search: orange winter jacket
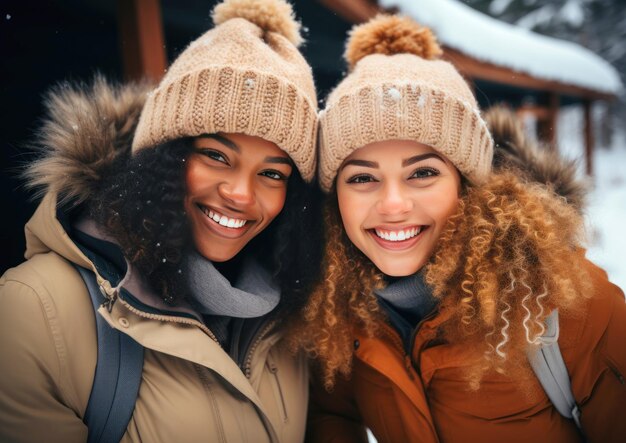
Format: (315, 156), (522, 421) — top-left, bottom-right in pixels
(306, 258), (626, 443)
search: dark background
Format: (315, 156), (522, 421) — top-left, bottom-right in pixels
(0, 0), (352, 274)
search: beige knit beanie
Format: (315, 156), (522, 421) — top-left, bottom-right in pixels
(132, 0), (317, 181)
(318, 15), (493, 191)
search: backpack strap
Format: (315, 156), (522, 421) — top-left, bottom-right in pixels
(75, 265), (145, 443)
(528, 310), (582, 430)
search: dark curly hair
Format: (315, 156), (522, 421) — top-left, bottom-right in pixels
(88, 137), (323, 316)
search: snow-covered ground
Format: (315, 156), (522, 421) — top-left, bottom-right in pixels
(558, 106), (626, 291)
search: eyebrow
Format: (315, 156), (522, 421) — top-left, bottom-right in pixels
(340, 159), (379, 171)
(197, 134), (292, 166)
(339, 153), (445, 171)
(402, 153), (446, 167)
(264, 156), (293, 166)
(197, 134), (240, 153)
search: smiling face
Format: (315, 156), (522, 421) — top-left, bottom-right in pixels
(336, 140), (461, 277)
(184, 133), (293, 262)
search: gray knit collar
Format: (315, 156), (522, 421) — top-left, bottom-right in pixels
(184, 249), (280, 318)
(374, 270), (437, 318)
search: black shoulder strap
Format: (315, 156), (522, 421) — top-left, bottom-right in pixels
(75, 265), (144, 443)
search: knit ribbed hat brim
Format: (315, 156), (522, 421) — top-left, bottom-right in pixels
(318, 15), (493, 191)
(132, 0), (318, 181)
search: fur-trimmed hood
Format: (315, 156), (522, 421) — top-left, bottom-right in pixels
(484, 105), (588, 213)
(24, 76), (152, 205)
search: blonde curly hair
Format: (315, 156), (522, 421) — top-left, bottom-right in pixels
(287, 171), (590, 390)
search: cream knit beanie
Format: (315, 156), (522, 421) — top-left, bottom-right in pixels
(132, 0), (317, 181)
(318, 15), (493, 191)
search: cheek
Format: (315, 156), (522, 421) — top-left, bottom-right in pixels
(337, 190), (366, 242)
(424, 186), (460, 228)
(184, 157), (210, 195)
(260, 187), (288, 220)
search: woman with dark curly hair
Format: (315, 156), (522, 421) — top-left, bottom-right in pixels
(0, 1), (321, 442)
(289, 15), (626, 443)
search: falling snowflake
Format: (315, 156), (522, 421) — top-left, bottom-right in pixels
(387, 88), (401, 101)
(417, 95), (426, 108)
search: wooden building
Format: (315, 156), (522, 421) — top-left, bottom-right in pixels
(115, 0), (621, 175)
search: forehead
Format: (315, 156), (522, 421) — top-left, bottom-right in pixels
(344, 139), (441, 161)
(194, 132), (288, 158)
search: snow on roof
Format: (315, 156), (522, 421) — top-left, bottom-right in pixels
(379, 0), (623, 95)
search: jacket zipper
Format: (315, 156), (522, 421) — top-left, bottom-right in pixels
(242, 320), (276, 378)
(97, 279), (118, 312)
(379, 308), (440, 380)
(95, 275), (221, 343)
(609, 362), (626, 385)
(380, 323), (416, 380)
(241, 318), (283, 443)
(117, 297), (221, 344)
(266, 355), (289, 423)
(408, 309), (440, 363)
(193, 364), (227, 443)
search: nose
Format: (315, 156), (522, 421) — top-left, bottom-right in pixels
(218, 176), (255, 208)
(376, 181), (413, 216)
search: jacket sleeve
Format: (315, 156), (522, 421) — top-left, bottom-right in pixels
(0, 278), (89, 443)
(305, 370), (369, 443)
(568, 260), (626, 443)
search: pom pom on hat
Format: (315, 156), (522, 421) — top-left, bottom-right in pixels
(212, 0), (303, 47)
(345, 14), (442, 69)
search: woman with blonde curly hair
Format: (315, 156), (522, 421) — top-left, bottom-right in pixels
(289, 15), (626, 443)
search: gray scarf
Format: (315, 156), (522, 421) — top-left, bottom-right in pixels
(184, 249), (280, 318)
(375, 271), (438, 321)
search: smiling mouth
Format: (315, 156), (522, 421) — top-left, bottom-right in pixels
(197, 204), (248, 229)
(373, 226), (423, 242)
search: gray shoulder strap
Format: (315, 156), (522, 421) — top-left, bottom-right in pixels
(528, 309), (582, 429)
(75, 265), (145, 443)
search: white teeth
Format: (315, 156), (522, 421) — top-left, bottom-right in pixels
(374, 227), (422, 242)
(204, 208), (247, 229)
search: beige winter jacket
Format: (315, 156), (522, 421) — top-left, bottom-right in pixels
(0, 80), (308, 443)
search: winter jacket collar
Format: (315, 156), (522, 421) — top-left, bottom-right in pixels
(375, 272), (439, 352)
(72, 215), (202, 319)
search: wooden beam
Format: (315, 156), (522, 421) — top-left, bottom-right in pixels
(584, 100), (594, 176)
(117, 0), (167, 82)
(443, 47), (615, 101)
(314, 1), (614, 101)
(317, 0), (379, 23)
(539, 92), (559, 150)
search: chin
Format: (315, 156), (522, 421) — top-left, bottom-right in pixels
(195, 244), (242, 263)
(371, 257), (425, 278)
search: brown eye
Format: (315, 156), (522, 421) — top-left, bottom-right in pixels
(197, 148), (229, 165)
(410, 167), (439, 179)
(347, 174), (377, 184)
(260, 170), (288, 181)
